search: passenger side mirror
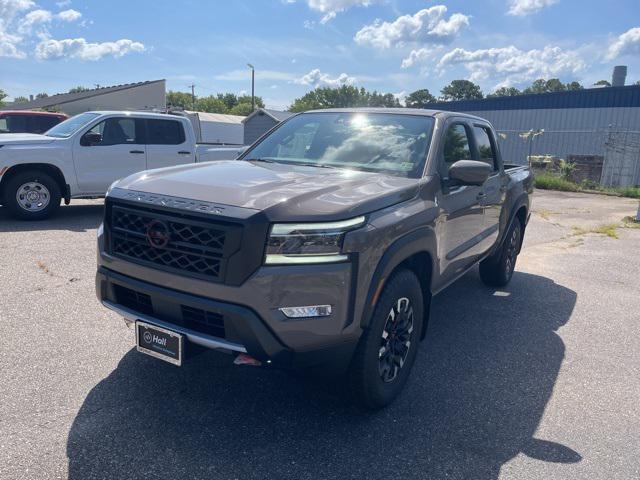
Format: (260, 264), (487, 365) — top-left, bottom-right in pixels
(448, 160), (492, 186)
(81, 132), (102, 146)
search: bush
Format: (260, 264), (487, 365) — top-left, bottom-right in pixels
(534, 173), (579, 192)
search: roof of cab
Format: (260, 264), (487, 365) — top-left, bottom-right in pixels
(83, 110), (186, 120)
(302, 107), (489, 122)
(0, 110), (67, 117)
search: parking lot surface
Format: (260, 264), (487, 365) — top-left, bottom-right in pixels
(1, 190), (639, 480)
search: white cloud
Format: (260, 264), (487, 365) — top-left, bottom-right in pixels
(57, 9), (81, 22)
(35, 37), (145, 60)
(295, 68), (355, 87)
(401, 47), (443, 68)
(0, 0), (34, 24)
(436, 45), (585, 87)
(17, 8), (51, 33)
(507, 0), (558, 17)
(0, 27), (24, 57)
(56, 0), (71, 6)
(288, 0), (376, 23)
(354, 6), (469, 49)
(607, 27), (640, 60)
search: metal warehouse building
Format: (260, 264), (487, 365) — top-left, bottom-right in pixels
(8, 80), (166, 116)
(243, 108), (293, 145)
(425, 84), (640, 187)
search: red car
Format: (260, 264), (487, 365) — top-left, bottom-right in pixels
(0, 110), (68, 135)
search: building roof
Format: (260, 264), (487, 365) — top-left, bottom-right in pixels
(185, 111), (245, 124)
(242, 108), (294, 123)
(6, 80), (165, 110)
(422, 84), (640, 112)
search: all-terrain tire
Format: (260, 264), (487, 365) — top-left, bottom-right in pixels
(2, 170), (61, 221)
(349, 270), (423, 410)
(479, 219), (522, 287)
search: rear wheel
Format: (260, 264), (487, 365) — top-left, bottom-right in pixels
(3, 170), (61, 220)
(479, 219), (522, 287)
(349, 270), (423, 409)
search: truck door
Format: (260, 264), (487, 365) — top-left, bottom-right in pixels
(145, 119), (195, 169)
(472, 124), (506, 253)
(436, 121), (486, 280)
(73, 117), (147, 193)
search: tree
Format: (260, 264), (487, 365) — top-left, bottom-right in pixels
(68, 86), (89, 93)
(36, 92), (49, 99)
(13, 96), (28, 103)
(229, 103), (255, 116)
(488, 86), (521, 97)
(440, 80), (483, 101)
(635, 80), (640, 86)
(166, 91), (194, 110)
(523, 78), (582, 94)
(0, 89), (7, 107)
(195, 95), (229, 113)
(593, 80), (611, 87)
(405, 89), (437, 108)
(289, 85), (400, 112)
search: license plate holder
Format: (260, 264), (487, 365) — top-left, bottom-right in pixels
(136, 321), (183, 366)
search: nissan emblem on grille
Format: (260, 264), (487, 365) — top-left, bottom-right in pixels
(146, 220), (171, 249)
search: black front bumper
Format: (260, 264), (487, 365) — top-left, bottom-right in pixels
(96, 267), (358, 370)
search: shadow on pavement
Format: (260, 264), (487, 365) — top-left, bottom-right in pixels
(0, 203), (104, 232)
(67, 270), (580, 479)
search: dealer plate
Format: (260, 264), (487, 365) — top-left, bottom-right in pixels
(136, 321), (183, 366)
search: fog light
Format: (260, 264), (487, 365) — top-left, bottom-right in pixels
(279, 305), (332, 318)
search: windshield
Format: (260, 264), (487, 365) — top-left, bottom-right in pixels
(245, 112), (435, 177)
(45, 112), (100, 138)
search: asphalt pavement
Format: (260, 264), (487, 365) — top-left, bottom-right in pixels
(0, 190), (639, 480)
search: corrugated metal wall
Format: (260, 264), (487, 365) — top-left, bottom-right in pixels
(465, 107), (640, 165)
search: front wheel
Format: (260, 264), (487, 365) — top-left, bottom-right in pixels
(349, 270), (423, 409)
(2, 170), (61, 220)
(479, 220), (522, 287)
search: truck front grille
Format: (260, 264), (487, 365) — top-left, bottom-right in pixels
(109, 204), (240, 282)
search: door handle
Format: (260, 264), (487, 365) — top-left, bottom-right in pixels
(178, 151), (191, 155)
(129, 150), (144, 154)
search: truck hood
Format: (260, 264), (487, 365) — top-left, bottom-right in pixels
(113, 160), (420, 221)
(0, 133), (56, 145)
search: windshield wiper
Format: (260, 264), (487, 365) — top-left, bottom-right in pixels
(245, 157), (276, 163)
(289, 162), (335, 169)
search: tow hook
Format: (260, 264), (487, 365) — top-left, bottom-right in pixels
(234, 353), (262, 366)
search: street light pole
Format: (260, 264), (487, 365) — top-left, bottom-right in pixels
(247, 63), (255, 111)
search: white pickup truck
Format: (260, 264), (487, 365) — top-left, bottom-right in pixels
(0, 111), (246, 220)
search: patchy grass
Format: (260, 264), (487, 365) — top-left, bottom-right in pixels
(572, 223), (619, 239)
(534, 173), (640, 199)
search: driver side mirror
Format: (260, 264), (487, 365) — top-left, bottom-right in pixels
(81, 132), (102, 146)
(448, 160), (492, 186)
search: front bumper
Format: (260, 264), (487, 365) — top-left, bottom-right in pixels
(96, 266), (359, 370)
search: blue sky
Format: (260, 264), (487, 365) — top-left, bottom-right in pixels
(1, 0), (639, 109)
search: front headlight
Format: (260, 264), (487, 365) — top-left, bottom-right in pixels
(265, 216), (366, 265)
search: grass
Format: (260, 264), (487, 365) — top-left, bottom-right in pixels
(534, 172), (640, 198)
(572, 224), (619, 239)
(534, 173), (580, 192)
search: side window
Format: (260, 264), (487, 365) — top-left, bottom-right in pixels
(28, 116), (59, 134)
(83, 118), (140, 146)
(473, 126), (498, 171)
(0, 118), (8, 133)
(441, 123), (472, 176)
(6, 115), (28, 133)
(146, 120), (185, 145)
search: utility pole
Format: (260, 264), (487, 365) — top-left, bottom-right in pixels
(247, 63), (255, 111)
(189, 84), (196, 111)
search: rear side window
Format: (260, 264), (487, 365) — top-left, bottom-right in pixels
(473, 126), (498, 171)
(146, 120), (185, 145)
(441, 123), (472, 176)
